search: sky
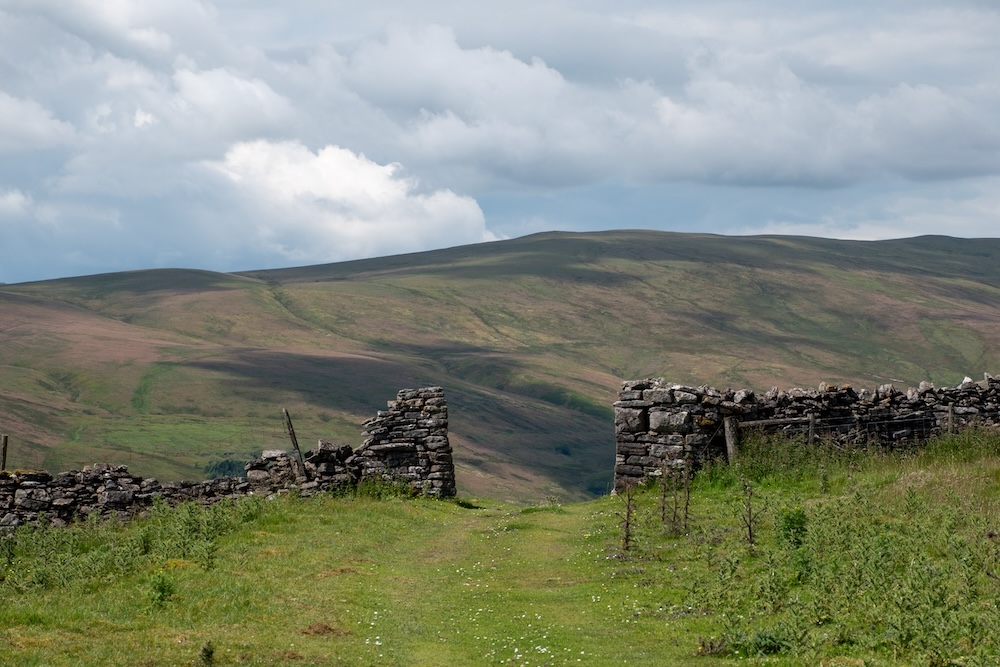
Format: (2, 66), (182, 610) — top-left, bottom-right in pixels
(1, 0), (998, 284)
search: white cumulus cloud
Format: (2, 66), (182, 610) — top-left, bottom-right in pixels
(209, 139), (494, 262)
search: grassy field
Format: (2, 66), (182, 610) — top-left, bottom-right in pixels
(2, 429), (997, 666)
(3, 231), (1000, 501)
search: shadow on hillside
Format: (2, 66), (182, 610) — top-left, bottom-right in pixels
(187, 348), (614, 497)
(189, 350), (432, 414)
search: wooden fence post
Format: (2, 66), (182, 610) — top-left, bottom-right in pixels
(808, 414), (817, 445)
(724, 417), (739, 464)
(1, 434), (8, 472)
(947, 405), (955, 434)
(282, 409), (310, 481)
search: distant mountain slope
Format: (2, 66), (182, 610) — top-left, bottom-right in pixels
(3, 231), (1000, 501)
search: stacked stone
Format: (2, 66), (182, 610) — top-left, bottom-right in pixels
(303, 441), (355, 491)
(0, 464), (253, 529)
(242, 442), (355, 496)
(615, 374), (1000, 489)
(354, 387), (456, 497)
(244, 448), (304, 491)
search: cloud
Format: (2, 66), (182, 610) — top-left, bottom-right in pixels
(208, 139), (494, 262)
(0, 0), (999, 282)
(323, 19), (1000, 191)
(740, 177), (1000, 240)
(172, 67), (295, 133)
(0, 189), (31, 218)
(3, 0), (229, 64)
(0, 92), (76, 152)
(636, 63), (1000, 186)
(856, 83), (1000, 179)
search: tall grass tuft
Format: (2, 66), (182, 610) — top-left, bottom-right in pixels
(0, 496), (268, 596)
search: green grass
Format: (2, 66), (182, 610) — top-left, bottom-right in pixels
(40, 415), (281, 481)
(2, 430), (998, 666)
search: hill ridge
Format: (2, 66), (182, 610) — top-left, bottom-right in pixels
(2, 230), (999, 501)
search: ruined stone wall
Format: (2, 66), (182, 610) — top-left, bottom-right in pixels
(615, 375), (1000, 489)
(1, 387), (455, 529)
(355, 386), (455, 497)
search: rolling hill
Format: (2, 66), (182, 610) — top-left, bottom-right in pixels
(2, 230), (1000, 501)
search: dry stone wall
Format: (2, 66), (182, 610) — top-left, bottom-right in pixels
(615, 374), (1000, 489)
(355, 386), (456, 498)
(1, 387), (455, 529)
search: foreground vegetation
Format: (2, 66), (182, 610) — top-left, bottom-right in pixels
(1, 430), (998, 666)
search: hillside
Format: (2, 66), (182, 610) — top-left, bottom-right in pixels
(2, 231), (1000, 501)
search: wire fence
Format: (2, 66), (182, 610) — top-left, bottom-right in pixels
(737, 408), (1000, 450)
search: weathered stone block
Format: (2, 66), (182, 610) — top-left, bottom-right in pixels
(14, 496), (50, 512)
(617, 443), (649, 456)
(98, 489), (133, 506)
(673, 391), (699, 404)
(614, 399), (654, 409)
(642, 388), (673, 404)
(615, 407), (648, 433)
(649, 444), (684, 459)
(649, 409), (684, 433)
(367, 442), (417, 453)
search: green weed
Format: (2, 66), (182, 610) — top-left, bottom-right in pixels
(685, 430), (1000, 664)
(147, 568), (176, 605)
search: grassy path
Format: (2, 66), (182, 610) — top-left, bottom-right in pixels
(348, 498), (726, 666)
(0, 496), (723, 666)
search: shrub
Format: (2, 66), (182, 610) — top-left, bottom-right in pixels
(778, 505), (808, 548)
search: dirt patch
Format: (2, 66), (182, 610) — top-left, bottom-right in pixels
(300, 622), (351, 637)
(315, 566), (362, 578)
